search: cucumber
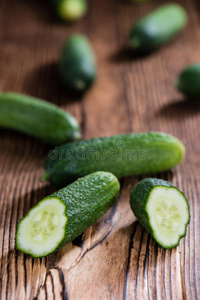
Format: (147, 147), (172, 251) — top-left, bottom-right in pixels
(42, 132), (185, 188)
(0, 92), (81, 145)
(59, 34), (97, 94)
(130, 0), (155, 2)
(130, 4), (188, 53)
(16, 171), (120, 257)
(130, 178), (190, 248)
(176, 63), (200, 98)
(51, 0), (87, 22)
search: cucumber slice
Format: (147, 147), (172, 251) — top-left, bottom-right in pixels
(130, 178), (190, 248)
(16, 198), (67, 257)
(16, 171), (120, 257)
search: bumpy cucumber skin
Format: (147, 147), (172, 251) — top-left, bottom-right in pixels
(16, 172), (120, 257)
(59, 34), (96, 93)
(51, 0), (87, 22)
(130, 178), (190, 248)
(176, 64), (200, 98)
(0, 93), (81, 145)
(130, 4), (188, 53)
(43, 132), (185, 188)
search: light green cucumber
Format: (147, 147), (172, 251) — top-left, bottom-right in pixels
(130, 4), (188, 53)
(130, 178), (190, 248)
(42, 132), (185, 188)
(51, 0), (87, 22)
(16, 171), (120, 257)
(176, 63), (200, 98)
(0, 92), (81, 145)
(59, 34), (97, 94)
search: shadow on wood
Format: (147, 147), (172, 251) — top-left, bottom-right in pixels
(109, 46), (153, 64)
(155, 99), (200, 119)
(23, 63), (83, 105)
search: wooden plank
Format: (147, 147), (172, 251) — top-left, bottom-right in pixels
(0, 0), (200, 299)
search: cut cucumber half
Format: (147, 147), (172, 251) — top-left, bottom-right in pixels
(130, 178), (190, 248)
(16, 171), (120, 257)
(16, 198), (67, 257)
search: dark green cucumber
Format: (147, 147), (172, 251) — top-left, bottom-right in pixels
(130, 178), (190, 248)
(59, 34), (97, 93)
(176, 63), (200, 98)
(16, 171), (120, 257)
(0, 92), (81, 145)
(42, 132), (185, 188)
(130, 4), (188, 53)
(51, 0), (87, 22)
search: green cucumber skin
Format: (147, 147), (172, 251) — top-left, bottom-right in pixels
(130, 178), (190, 248)
(43, 132), (185, 188)
(16, 172), (120, 257)
(59, 34), (97, 93)
(0, 93), (81, 145)
(130, 4), (188, 53)
(51, 0), (87, 22)
(176, 64), (200, 98)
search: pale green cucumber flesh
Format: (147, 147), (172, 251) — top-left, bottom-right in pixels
(130, 178), (190, 248)
(16, 198), (67, 257)
(146, 186), (190, 248)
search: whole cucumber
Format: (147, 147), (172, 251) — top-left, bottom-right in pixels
(42, 132), (185, 188)
(130, 4), (188, 53)
(176, 63), (200, 98)
(0, 92), (81, 145)
(51, 0), (87, 22)
(16, 171), (120, 257)
(59, 34), (97, 94)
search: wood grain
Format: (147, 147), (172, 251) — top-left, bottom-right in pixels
(0, 0), (200, 299)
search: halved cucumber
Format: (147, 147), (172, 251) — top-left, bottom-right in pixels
(16, 171), (120, 257)
(16, 198), (67, 257)
(130, 178), (190, 248)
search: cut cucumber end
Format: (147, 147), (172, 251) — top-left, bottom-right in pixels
(146, 186), (190, 248)
(15, 197), (68, 257)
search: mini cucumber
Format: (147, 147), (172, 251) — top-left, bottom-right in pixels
(0, 92), (81, 145)
(59, 34), (97, 94)
(42, 132), (185, 188)
(176, 63), (200, 98)
(130, 178), (190, 248)
(130, 4), (188, 53)
(15, 171), (120, 257)
(51, 0), (87, 22)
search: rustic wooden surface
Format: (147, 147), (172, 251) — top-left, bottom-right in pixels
(0, 0), (200, 299)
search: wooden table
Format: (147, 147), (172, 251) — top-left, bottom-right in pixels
(0, 0), (200, 299)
